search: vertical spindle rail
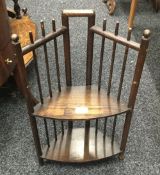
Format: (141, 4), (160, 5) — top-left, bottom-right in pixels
(103, 117), (108, 138)
(29, 31), (50, 147)
(44, 118), (50, 147)
(52, 19), (61, 92)
(12, 34), (43, 165)
(61, 121), (64, 135)
(97, 19), (107, 135)
(95, 119), (98, 135)
(53, 120), (57, 141)
(98, 18), (107, 90)
(52, 19), (63, 136)
(85, 13), (95, 130)
(40, 20), (52, 98)
(107, 22), (119, 95)
(107, 22), (119, 144)
(62, 12), (73, 129)
(117, 28), (132, 101)
(111, 115), (117, 145)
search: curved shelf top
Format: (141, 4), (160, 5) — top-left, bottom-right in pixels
(33, 85), (130, 120)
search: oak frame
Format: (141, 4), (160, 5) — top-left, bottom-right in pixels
(12, 9), (150, 165)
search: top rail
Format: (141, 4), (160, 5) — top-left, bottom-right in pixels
(90, 26), (140, 51)
(62, 9), (95, 17)
(22, 26), (67, 55)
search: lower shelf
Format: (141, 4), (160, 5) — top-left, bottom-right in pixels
(41, 127), (121, 162)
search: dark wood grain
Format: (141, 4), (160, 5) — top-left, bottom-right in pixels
(12, 9), (151, 165)
(41, 127), (121, 162)
(33, 86), (130, 120)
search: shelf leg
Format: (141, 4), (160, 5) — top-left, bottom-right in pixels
(29, 115), (43, 165)
(120, 111), (133, 157)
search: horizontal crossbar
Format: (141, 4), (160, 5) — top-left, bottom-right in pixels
(90, 26), (140, 51)
(22, 26), (67, 55)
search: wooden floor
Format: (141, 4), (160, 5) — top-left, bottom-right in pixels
(41, 127), (121, 162)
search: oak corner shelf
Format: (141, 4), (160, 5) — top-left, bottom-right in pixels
(12, 9), (150, 165)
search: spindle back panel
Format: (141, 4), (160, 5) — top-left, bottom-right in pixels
(21, 9), (150, 111)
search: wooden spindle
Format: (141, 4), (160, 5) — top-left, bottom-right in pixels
(117, 28), (132, 101)
(61, 121), (64, 135)
(98, 18), (107, 90)
(29, 31), (50, 148)
(107, 22), (119, 95)
(53, 120), (57, 141)
(85, 121), (90, 131)
(52, 19), (65, 132)
(29, 32), (43, 104)
(95, 119), (98, 135)
(44, 118), (50, 147)
(97, 19), (107, 133)
(52, 19), (61, 92)
(103, 118), (108, 138)
(111, 115), (117, 145)
(40, 20), (52, 98)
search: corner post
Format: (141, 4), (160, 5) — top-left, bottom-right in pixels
(11, 34), (43, 165)
(119, 29), (151, 158)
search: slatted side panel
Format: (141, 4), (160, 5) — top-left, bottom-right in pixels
(28, 20), (67, 146)
(95, 21), (134, 142)
(93, 24), (150, 154)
